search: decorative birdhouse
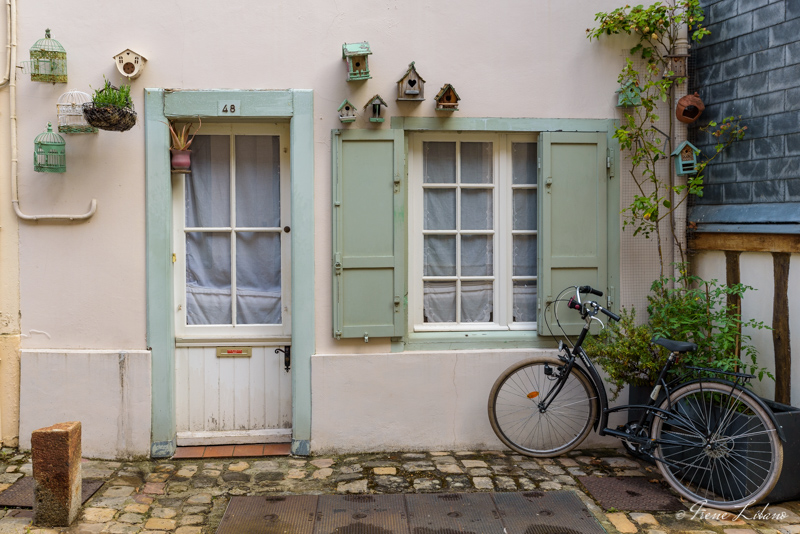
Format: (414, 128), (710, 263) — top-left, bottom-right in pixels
(364, 95), (387, 123)
(663, 53), (690, 79)
(676, 93), (705, 124)
(22, 29), (67, 83)
(434, 84), (460, 111)
(113, 49), (147, 79)
(342, 42), (372, 81)
(57, 90), (97, 133)
(337, 99), (357, 123)
(671, 141), (700, 176)
(615, 80), (642, 107)
(396, 62), (425, 102)
(34, 123), (66, 173)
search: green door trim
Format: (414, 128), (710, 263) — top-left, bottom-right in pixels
(144, 89), (315, 458)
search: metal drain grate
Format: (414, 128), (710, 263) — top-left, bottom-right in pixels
(218, 491), (608, 534)
(578, 476), (685, 511)
(0, 478), (104, 508)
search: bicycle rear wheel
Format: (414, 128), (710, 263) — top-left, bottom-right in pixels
(651, 381), (783, 511)
(488, 356), (598, 457)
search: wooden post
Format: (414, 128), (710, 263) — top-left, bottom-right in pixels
(31, 421), (82, 527)
(773, 252), (791, 405)
(725, 250), (742, 360)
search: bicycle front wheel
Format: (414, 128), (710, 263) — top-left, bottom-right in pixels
(488, 356), (598, 457)
(651, 381), (783, 511)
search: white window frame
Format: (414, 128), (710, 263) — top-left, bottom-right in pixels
(172, 122), (292, 341)
(408, 132), (538, 333)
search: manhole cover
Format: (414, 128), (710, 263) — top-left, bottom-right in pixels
(494, 490), (606, 534)
(0, 478), (104, 508)
(578, 476), (685, 511)
(217, 495), (318, 534)
(315, 493), (409, 534)
(406, 493), (504, 533)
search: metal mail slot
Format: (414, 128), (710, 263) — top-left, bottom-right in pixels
(216, 347), (252, 358)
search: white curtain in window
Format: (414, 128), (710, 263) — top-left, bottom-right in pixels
(185, 135), (282, 325)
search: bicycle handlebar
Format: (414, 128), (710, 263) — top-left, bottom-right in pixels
(579, 285), (603, 297)
(600, 307), (620, 322)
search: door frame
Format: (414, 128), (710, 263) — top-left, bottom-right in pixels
(144, 89), (315, 457)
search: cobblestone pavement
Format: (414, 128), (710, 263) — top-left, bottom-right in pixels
(1, 446), (799, 534)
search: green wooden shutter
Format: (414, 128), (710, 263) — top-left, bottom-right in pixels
(539, 132), (609, 335)
(332, 129), (405, 340)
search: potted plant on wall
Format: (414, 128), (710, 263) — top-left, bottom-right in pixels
(83, 77), (136, 132)
(168, 119), (201, 172)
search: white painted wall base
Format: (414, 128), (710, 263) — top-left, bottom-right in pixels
(310, 350), (620, 454)
(19, 350), (151, 459)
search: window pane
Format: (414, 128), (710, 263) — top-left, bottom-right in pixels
(461, 142), (493, 184)
(513, 281), (537, 322)
(186, 135), (230, 227)
(424, 189), (456, 230)
(461, 235), (493, 276)
(186, 232), (231, 325)
(512, 142), (537, 185)
(424, 281), (456, 322)
(461, 281), (493, 322)
(513, 235), (537, 277)
(235, 136), (280, 227)
(424, 236), (456, 276)
(236, 232), (281, 324)
(513, 190), (537, 230)
(423, 142), (456, 183)
(461, 190), (493, 230)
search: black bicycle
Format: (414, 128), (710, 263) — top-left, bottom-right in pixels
(488, 285), (784, 511)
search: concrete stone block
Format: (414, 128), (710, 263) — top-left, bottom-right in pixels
(743, 116), (769, 138)
(787, 178), (800, 199)
(723, 139), (753, 162)
(753, 179), (784, 201)
(787, 87), (800, 110)
(769, 64), (800, 90)
(738, 29), (770, 55)
(753, 92), (785, 114)
(723, 55), (753, 79)
(711, 0), (740, 22)
(771, 18), (800, 47)
(753, 46), (787, 73)
(786, 133), (800, 154)
(698, 40), (738, 66)
(707, 80), (739, 103)
(769, 110), (800, 135)
(735, 159), (769, 181)
(769, 156), (800, 179)
(705, 162), (738, 184)
(31, 421), (81, 527)
(788, 0), (800, 20)
(724, 181), (753, 203)
(753, 136), (785, 158)
(740, 0), (769, 12)
(754, 3), (786, 29)
(738, 72), (769, 98)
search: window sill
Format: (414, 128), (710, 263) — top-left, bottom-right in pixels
(397, 330), (557, 353)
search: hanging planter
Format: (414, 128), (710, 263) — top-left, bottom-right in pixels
(168, 119), (201, 172)
(83, 77), (136, 132)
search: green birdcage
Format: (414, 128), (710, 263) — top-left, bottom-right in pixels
(34, 122), (66, 173)
(22, 29), (67, 83)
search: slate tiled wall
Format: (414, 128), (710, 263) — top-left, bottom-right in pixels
(691, 0), (800, 221)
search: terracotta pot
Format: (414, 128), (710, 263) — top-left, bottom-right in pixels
(170, 149), (191, 171)
(676, 93), (705, 124)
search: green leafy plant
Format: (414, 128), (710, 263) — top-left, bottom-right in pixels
(587, 1), (746, 274)
(90, 76), (132, 109)
(168, 118), (201, 151)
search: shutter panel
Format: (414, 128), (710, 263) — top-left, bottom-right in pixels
(539, 132), (608, 335)
(332, 129), (405, 340)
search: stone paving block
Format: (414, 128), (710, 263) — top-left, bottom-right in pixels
(144, 517), (176, 530)
(432, 456), (456, 464)
(312, 468), (333, 479)
(779, 526), (800, 534)
(185, 494), (211, 505)
(630, 512), (659, 526)
(538, 481), (562, 490)
(336, 479), (367, 494)
(494, 476), (516, 490)
(402, 462), (434, 472)
(144, 473), (169, 483)
(151, 508), (178, 519)
(769, 507), (800, 524)
(286, 469), (306, 479)
(461, 460), (487, 468)
(143, 483), (166, 495)
(124, 504), (149, 514)
(104, 486), (135, 498)
(413, 478), (442, 491)
(607, 512), (638, 533)
(82, 508), (116, 523)
(373, 467), (396, 475)
(374, 475), (409, 490)
(227, 462), (249, 472)
(117, 513), (144, 524)
(310, 459), (334, 469)
(436, 463), (462, 474)
(31, 421), (82, 528)
(543, 465), (566, 475)
(178, 515), (203, 525)
(472, 477), (493, 489)
(175, 527), (202, 534)
(722, 529), (760, 534)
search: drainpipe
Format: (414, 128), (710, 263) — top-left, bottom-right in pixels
(8, 0), (96, 222)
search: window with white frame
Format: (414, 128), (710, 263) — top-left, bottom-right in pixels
(409, 133), (538, 331)
(173, 123), (291, 339)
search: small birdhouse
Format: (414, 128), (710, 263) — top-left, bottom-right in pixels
(342, 42), (372, 82)
(676, 93), (705, 124)
(434, 84), (460, 112)
(671, 141), (700, 176)
(57, 90), (97, 133)
(34, 123), (66, 173)
(22, 29), (67, 83)
(615, 80), (642, 107)
(663, 53), (690, 79)
(113, 49), (147, 79)
(396, 62), (425, 102)
(364, 95), (387, 123)
(338, 99), (357, 123)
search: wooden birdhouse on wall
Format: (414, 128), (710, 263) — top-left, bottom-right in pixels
(338, 99), (357, 123)
(364, 94), (387, 123)
(396, 62), (425, 102)
(616, 80), (642, 107)
(342, 42), (372, 81)
(671, 141), (700, 176)
(113, 49), (147, 79)
(434, 84), (460, 111)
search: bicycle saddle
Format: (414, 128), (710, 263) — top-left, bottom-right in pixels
(652, 337), (697, 353)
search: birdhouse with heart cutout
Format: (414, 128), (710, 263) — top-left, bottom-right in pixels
(671, 140), (700, 176)
(364, 95), (387, 123)
(434, 84), (460, 111)
(342, 42), (372, 81)
(338, 99), (357, 123)
(396, 62), (425, 102)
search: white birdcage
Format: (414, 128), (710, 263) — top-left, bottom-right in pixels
(57, 89), (97, 133)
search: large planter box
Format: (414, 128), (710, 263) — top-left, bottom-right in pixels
(763, 399), (800, 503)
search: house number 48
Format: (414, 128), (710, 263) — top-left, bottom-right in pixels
(217, 101), (241, 116)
